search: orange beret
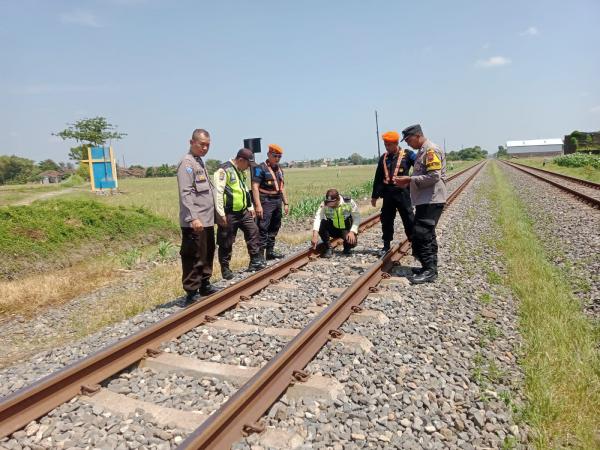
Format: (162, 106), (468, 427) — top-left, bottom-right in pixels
(268, 144), (283, 154)
(382, 131), (400, 143)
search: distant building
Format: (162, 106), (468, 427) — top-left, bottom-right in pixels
(117, 167), (145, 178)
(39, 170), (63, 184)
(506, 138), (563, 157)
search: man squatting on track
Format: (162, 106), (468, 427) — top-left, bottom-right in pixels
(311, 189), (361, 258)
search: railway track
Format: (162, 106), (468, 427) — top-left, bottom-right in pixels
(0, 162), (484, 449)
(502, 161), (600, 208)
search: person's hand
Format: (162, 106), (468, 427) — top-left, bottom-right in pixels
(284, 203), (289, 215)
(191, 219), (204, 232)
(311, 231), (319, 249)
(370, 198), (377, 207)
(255, 206), (263, 219)
(346, 231), (357, 245)
(217, 215), (227, 226)
(250, 209), (256, 219)
(393, 176), (411, 187)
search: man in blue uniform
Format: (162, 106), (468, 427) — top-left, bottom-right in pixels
(371, 131), (416, 254)
(251, 144), (289, 260)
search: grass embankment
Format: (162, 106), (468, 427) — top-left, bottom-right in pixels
(515, 157), (600, 183)
(489, 162), (600, 448)
(0, 199), (177, 316)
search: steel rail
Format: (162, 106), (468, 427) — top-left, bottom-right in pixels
(0, 162), (480, 439)
(502, 161), (600, 209)
(178, 161), (486, 450)
(507, 161), (600, 190)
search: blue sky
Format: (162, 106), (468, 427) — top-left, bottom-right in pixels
(2, 0), (599, 165)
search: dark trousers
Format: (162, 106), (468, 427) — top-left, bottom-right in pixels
(380, 187), (414, 242)
(217, 209), (261, 268)
(412, 203), (445, 271)
(180, 226), (215, 294)
(318, 219), (357, 251)
(257, 194), (282, 249)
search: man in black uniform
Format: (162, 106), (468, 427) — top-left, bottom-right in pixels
(251, 144), (289, 260)
(371, 130), (416, 254)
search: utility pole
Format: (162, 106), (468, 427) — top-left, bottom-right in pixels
(122, 154), (126, 169)
(375, 110), (381, 158)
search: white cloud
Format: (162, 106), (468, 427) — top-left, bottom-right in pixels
(590, 105), (600, 113)
(59, 10), (102, 28)
(520, 26), (539, 36)
(476, 56), (512, 68)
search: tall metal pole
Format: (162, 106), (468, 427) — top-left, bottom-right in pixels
(375, 110), (381, 157)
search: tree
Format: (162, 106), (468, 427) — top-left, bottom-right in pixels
(349, 153), (364, 165)
(54, 116), (127, 148)
(38, 159), (60, 172)
(496, 145), (508, 159)
(0, 155), (38, 184)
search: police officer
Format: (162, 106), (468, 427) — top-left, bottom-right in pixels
(251, 144), (289, 260)
(177, 128), (220, 304)
(393, 124), (447, 284)
(311, 189), (360, 258)
(214, 148), (266, 280)
(371, 131), (416, 254)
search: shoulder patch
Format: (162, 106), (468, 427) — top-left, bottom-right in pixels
(185, 166), (193, 174)
(425, 149), (442, 171)
(254, 167), (262, 177)
(219, 170), (225, 181)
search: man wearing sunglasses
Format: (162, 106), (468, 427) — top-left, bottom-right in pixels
(251, 144), (289, 260)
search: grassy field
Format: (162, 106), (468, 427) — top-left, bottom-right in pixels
(488, 162), (600, 448)
(513, 156), (600, 183)
(54, 161), (478, 222)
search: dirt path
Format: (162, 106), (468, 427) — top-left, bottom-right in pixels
(11, 188), (77, 206)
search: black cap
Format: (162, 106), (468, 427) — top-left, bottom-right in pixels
(401, 124), (423, 141)
(236, 148), (254, 161)
(324, 188), (340, 204)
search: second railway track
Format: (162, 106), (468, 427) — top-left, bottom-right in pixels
(502, 161), (600, 208)
(0, 163), (484, 450)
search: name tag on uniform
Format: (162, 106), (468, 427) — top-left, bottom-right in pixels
(267, 180), (273, 185)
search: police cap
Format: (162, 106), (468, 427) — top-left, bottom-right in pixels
(401, 124), (423, 141)
(324, 188), (340, 205)
(236, 148), (254, 161)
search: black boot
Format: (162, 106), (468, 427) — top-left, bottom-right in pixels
(200, 282), (220, 296)
(184, 290), (201, 305)
(378, 241), (391, 256)
(221, 266), (234, 280)
(322, 247), (333, 258)
(248, 254), (267, 271)
(411, 266), (425, 275)
(409, 268), (437, 284)
(266, 247), (284, 260)
(342, 245), (352, 255)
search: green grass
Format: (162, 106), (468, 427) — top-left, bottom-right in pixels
(515, 157), (600, 183)
(489, 161), (600, 448)
(0, 199), (177, 279)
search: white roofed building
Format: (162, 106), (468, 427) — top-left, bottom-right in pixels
(506, 138), (563, 157)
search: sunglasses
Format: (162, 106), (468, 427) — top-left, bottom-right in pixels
(270, 154), (282, 158)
